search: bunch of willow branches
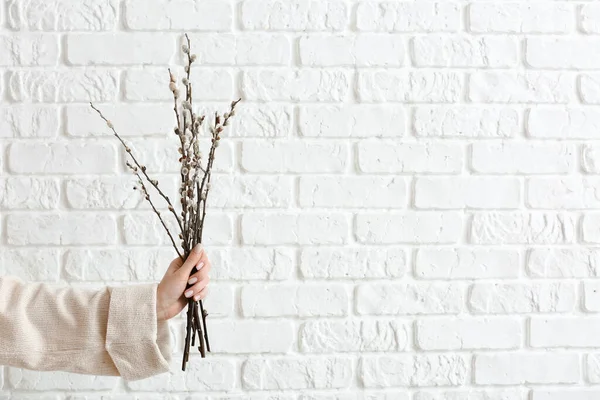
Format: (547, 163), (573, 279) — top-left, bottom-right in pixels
(90, 34), (241, 371)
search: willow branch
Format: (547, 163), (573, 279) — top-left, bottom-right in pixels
(89, 103), (184, 236)
(131, 170), (183, 260)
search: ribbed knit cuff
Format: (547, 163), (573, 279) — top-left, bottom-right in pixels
(106, 283), (171, 381)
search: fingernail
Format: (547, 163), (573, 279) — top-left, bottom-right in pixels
(194, 294), (201, 301)
(184, 289), (193, 298)
(193, 244), (203, 254)
(196, 262), (204, 270)
(188, 277), (198, 285)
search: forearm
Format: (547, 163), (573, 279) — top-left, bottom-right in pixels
(0, 276), (171, 380)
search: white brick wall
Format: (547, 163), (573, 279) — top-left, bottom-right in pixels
(1, 0), (599, 398)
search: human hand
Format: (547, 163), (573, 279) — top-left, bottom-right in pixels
(156, 244), (211, 321)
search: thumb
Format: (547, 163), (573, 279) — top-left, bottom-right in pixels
(178, 244), (204, 278)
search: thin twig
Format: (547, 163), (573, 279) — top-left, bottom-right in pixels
(89, 102), (185, 239)
(199, 299), (210, 352)
(194, 301), (208, 357)
(131, 169), (183, 260)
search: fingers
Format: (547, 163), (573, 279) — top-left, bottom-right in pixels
(183, 278), (209, 301)
(187, 260), (211, 285)
(177, 244), (204, 278)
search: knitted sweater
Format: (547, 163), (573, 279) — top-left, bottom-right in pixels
(0, 276), (171, 381)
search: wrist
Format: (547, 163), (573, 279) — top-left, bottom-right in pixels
(156, 284), (167, 322)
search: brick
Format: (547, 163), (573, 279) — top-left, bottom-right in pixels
(0, 178), (59, 209)
(357, 2), (460, 32)
(208, 396), (292, 400)
(209, 175), (292, 208)
(210, 248), (293, 280)
(527, 248), (600, 278)
(241, 284), (349, 317)
(413, 36), (517, 67)
(68, 103), (175, 137)
(299, 105), (405, 138)
(201, 284), (234, 318)
(582, 213), (600, 243)
(9, 142), (117, 174)
(180, 34), (235, 65)
(0, 249), (60, 281)
(125, 69), (233, 101)
(356, 212), (462, 244)
(241, 213), (348, 244)
(67, 34), (174, 65)
(360, 355), (468, 387)
(8, 368), (116, 390)
(300, 247), (406, 279)
(184, 34), (291, 66)
(127, 358), (234, 391)
(63, 248), (173, 282)
(585, 282), (600, 312)
(119, 137), (174, 173)
(415, 390), (526, 400)
(474, 353), (580, 384)
(533, 390), (600, 400)
(241, 0), (348, 31)
(531, 317), (600, 347)
(209, 321), (294, 353)
(242, 70), (351, 102)
(417, 317), (521, 350)
(7, 396), (60, 400)
(125, 0), (232, 31)
(9, 70), (119, 102)
(0, 106), (59, 138)
(358, 142), (463, 173)
(297, 396), (364, 400)
(241, 141), (349, 173)
(358, 71), (463, 102)
(7, 214), (116, 245)
(469, 72), (574, 104)
(588, 354), (600, 383)
(528, 178), (600, 209)
(469, 3), (573, 33)
(413, 106), (519, 138)
(0, 34), (58, 66)
(299, 176), (406, 208)
(527, 38), (600, 69)
(242, 357), (352, 390)
(415, 248), (520, 280)
(581, 4), (600, 33)
(301, 395), (409, 400)
(7, 0), (118, 30)
(299, 34), (404, 67)
(415, 177), (520, 209)
(68, 396), (178, 400)
(471, 143), (574, 174)
(356, 283), (463, 315)
(583, 144), (600, 173)
(528, 108), (600, 139)
(300, 320), (409, 352)
(65, 176), (178, 209)
(580, 74), (600, 104)
(469, 282), (576, 314)
(123, 213), (232, 246)
(230, 104), (292, 137)
(236, 34), (291, 65)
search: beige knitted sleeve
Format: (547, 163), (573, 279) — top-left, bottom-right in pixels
(0, 276), (172, 381)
